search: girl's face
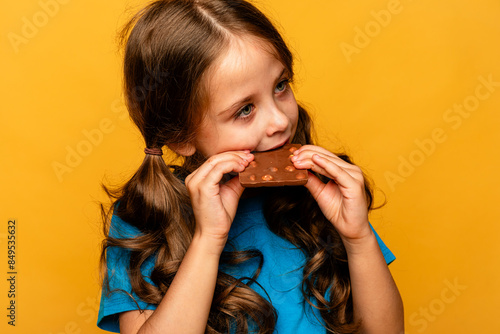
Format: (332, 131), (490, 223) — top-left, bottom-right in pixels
(186, 36), (299, 157)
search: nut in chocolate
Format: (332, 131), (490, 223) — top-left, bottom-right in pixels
(239, 144), (308, 187)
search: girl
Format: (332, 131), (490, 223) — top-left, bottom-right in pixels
(97, 0), (404, 333)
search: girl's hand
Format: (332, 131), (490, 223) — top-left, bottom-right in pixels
(291, 145), (372, 244)
(184, 151), (254, 252)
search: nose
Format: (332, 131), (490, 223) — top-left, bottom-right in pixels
(265, 104), (288, 137)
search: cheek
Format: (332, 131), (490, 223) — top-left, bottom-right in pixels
(205, 127), (259, 154)
(285, 90), (299, 117)
(287, 99), (299, 132)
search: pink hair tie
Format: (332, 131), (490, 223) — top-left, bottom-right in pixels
(144, 147), (163, 156)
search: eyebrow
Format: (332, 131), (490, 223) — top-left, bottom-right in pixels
(216, 68), (287, 117)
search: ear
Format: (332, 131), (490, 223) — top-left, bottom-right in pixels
(167, 142), (196, 157)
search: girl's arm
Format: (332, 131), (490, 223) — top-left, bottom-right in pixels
(119, 151), (254, 334)
(343, 230), (404, 333)
(119, 234), (224, 334)
(291, 146), (404, 334)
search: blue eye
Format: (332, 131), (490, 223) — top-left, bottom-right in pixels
(275, 79), (289, 93)
(236, 104), (254, 119)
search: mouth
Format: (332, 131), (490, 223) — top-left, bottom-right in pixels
(259, 138), (290, 152)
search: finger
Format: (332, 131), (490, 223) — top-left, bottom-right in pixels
(293, 151), (355, 172)
(293, 157), (331, 178)
(188, 152), (253, 186)
(189, 159), (249, 198)
(221, 175), (245, 197)
(293, 145), (336, 157)
(293, 152), (362, 181)
(186, 151), (252, 184)
(292, 145), (354, 170)
(219, 176), (246, 216)
(308, 154), (361, 194)
(303, 171), (329, 201)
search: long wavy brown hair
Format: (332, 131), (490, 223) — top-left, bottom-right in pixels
(100, 1), (377, 333)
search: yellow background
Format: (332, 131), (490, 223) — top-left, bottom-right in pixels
(1, 0), (499, 333)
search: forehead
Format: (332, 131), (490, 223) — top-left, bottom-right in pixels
(216, 35), (280, 72)
(202, 35), (285, 106)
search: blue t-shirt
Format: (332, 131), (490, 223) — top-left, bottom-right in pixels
(97, 195), (395, 333)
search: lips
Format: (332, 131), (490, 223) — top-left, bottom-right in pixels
(261, 137), (290, 152)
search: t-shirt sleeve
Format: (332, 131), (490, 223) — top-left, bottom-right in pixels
(369, 222), (396, 265)
(97, 214), (157, 333)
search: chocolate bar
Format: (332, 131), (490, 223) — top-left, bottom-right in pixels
(239, 144), (308, 187)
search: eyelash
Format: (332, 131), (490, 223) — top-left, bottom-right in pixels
(234, 78), (291, 121)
